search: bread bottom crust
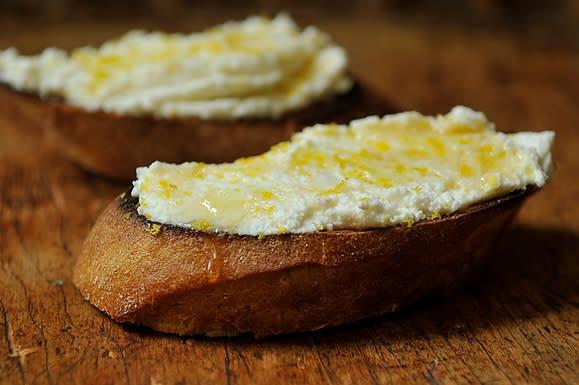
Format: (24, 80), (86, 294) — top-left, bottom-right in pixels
(73, 190), (531, 337)
(0, 82), (390, 181)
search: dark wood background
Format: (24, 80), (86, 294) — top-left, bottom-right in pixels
(1, 2), (578, 384)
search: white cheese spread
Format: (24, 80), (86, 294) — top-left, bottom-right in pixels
(131, 106), (554, 236)
(0, 14), (351, 119)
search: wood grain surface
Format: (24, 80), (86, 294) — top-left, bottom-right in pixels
(1, 3), (578, 384)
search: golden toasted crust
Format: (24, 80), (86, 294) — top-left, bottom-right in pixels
(73, 189), (531, 337)
(0, 82), (390, 181)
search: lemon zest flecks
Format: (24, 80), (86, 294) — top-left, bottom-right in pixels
(190, 219), (214, 232)
(146, 223), (162, 235)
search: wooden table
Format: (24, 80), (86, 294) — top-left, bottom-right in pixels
(1, 5), (578, 384)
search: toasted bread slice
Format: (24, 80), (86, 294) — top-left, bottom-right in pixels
(0, 82), (388, 181)
(73, 189), (531, 338)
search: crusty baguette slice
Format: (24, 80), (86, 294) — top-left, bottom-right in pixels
(73, 189), (532, 338)
(0, 81), (389, 181)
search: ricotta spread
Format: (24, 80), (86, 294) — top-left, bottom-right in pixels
(131, 106), (554, 236)
(0, 14), (351, 119)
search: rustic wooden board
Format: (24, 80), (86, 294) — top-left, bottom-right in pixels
(1, 6), (578, 385)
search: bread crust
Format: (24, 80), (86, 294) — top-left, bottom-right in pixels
(73, 189), (531, 337)
(0, 82), (389, 181)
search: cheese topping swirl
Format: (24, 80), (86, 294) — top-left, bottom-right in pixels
(131, 106), (554, 235)
(0, 14), (352, 119)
